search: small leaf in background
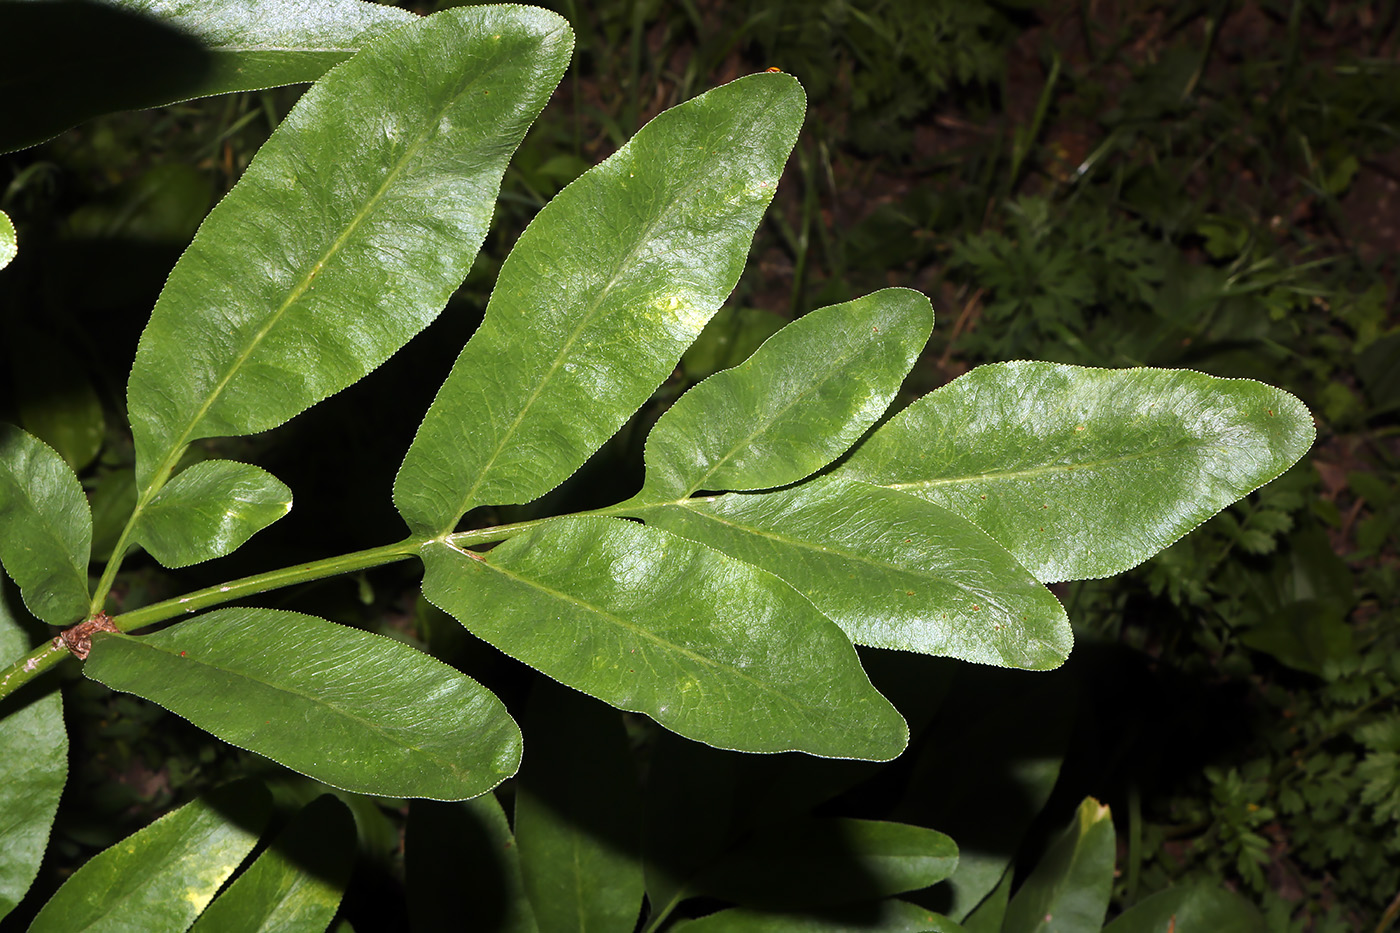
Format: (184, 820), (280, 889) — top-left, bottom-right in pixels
(633, 288), (932, 502)
(834, 362), (1315, 583)
(0, 577), (68, 924)
(83, 608), (522, 799)
(0, 0), (418, 153)
(515, 680), (644, 933)
(959, 865), (1011, 933)
(395, 71), (805, 535)
(0, 424), (91, 624)
(1002, 797), (1115, 933)
(27, 779), (271, 933)
(693, 817), (957, 909)
(134, 459), (292, 568)
(421, 517), (907, 760)
(681, 306), (789, 382)
(1102, 882), (1266, 933)
(127, 5), (573, 489)
(0, 210), (15, 269)
(637, 479), (1071, 670)
(408, 794), (538, 933)
(88, 466), (137, 562)
(673, 899), (965, 933)
(190, 794), (356, 933)
(8, 323), (105, 472)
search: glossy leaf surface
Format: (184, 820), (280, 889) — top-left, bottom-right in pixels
(127, 5), (573, 488)
(407, 795), (538, 933)
(0, 210), (14, 268)
(515, 681), (644, 933)
(134, 460), (292, 568)
(395, 72), (805, 534)
(189, 794), (355, 933)
(636, 479), (1070, 669)
(675, 900), (964, 933)
(694, 817), (957, 909)
(83, 608), (521, 799)
(0, 424), (91, 624)
(1101, 883), (1265, 933)
(421, 517), (907, 759)
(1002, 798), (1114, 933)
(28, 780), (270, 933)
(1, 0), (417, 153)
(0, 579), (67, 923)
(833, 362), (1315, 582)
(634, 289), (932, 501)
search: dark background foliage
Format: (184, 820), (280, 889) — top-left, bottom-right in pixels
(1, 1), (1396, 930)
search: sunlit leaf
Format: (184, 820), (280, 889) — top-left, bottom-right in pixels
(0, 424), (91, 624)
(127, 6), (573, 491)
(420, 517), (907, 760)
(28, 780), (271, 933)
(635, 479), (1070, 670)
(0, 210), (15, 269)
(134, 460), (292, 567)
(633, 289), (933, 502)
(0, 578), (67, 923)
(83, 608), (521, 799)
(833, 362), (1314, 582)
(395, 71), (805, 535)
(0, 0), (418, 153)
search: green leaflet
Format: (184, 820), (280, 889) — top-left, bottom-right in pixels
(1101, 883), (1265, 933)
(407, 794), (538, 933)
(134, 459), (292, 568)
(0, 0), (418, 153)
(0, 424), (91, 624)
(394, 72), (806, 535)
(674, 900), (965, 933)
(832, 362), (1315, 583)
(515, 681), (644, 933)
(28, 780), (271, 933)
(0, 578), (68, 924)
(83, 608), (521, 799)
(632, 289), (933, 502)
(189, 794), (355, 933)
(693, 817), (958, 909)
(0, 210), (14, 268)
(420, 517), (907, 760)
(126, 5), (573, 491)
(634, 479), (1071, 670)
(1001, 798), (1115, 933)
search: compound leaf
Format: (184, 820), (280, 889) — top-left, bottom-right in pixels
(83, 608), (521, 799)
(1, 0), (418, 153)
(395, 72), (805, 535)
(0, 424), (91, 624)
(189, 794), (356, 933)
(134, 459), (292, 568)
(28, 780), (271, 933)
(420, 517), (906, 760)
(635, 479), (1070, 670)
(633, 288), (932, 502)
(833, 362), (1315, 583)
(127, 5), (573, 490)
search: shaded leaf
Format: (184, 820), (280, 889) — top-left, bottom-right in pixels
(674, 900), (965, 933)
(959, 864), (1011, 933)
(0, 424), (91, 624)
(127, 5), (573, 490)
(190, 794), (355, 933)
(408, 795), (538, 933)
(420, 517), (907, 760)
(9, 324), (105, 472)
(635, 479), (1070, 669)
(1101, 883), (1265, 933)
(395, 71), (805, 535)
(694, 817), (958, 909)
(634, 289), (933, 502)
(1002, 798), (1115, 933)
(83, 608), (521, 799)
(134, 459), (292, 568)
(515, 680), (644, 933)
(0, 578), (67, 923)
(833, 362), (1315, 582)
(0, 0), (418, 153)
(28, 780), (271, 933)
(681, 306), (787, 381)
